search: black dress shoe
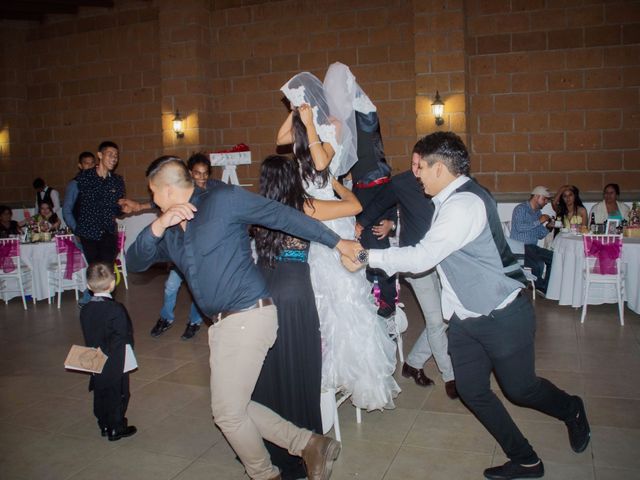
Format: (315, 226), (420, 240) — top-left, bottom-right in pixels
(100, 426), (108, 437)
(150, 318), (173, 337)
(445, 380), (459, 399)
(565, 395), (590, 453)
(108, 425), (137, 442)
(484, 460), (544, 479)
(181, 323), (200, 340)
(401, 363), (434, 387)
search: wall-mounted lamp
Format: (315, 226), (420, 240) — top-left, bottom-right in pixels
(172, 110), (184, 138)
(431, 91), (445, 126)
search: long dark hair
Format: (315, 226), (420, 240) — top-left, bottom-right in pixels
(254, 155), (312, 266)
(292, 110), (329, 188)
(557, 185), (585, 220)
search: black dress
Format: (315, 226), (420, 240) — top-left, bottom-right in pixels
(253, 236), (322, 480)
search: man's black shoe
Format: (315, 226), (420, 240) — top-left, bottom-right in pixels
(108, 425), (137, 442)
(150, 318), (173, 337)
(181, 323), (200, 340)
(377, 303), (396, 319)
(100, 426), (108, 437)
(565, 395), (590, 453)
(484, 460), (544, 479)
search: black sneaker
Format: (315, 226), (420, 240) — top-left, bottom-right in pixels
(150, 318), (173, 337)
(377, 303), (396, 319)
(484, 460), (544, 479)
(565, 395), (590, 453)
(181, 323), (200, 340)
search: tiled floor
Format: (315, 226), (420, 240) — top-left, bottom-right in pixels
(1, 267), (639, 479)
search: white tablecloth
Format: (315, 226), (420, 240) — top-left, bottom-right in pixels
(546, 233), (640, 314)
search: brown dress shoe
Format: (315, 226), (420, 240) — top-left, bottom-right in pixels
(445, 380), (459, 399)
(401, 362), (434, 387)
(301, 433), (341, 480)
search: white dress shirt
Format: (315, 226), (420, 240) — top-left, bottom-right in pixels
(35, 187), (62, 218)
(369, 175), (519, 320)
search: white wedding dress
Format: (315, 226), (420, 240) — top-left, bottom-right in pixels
(304, 176), (401, 412)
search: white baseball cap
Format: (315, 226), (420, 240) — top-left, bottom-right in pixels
(531, 186), (552, 198)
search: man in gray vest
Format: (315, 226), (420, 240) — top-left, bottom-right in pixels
(341, 132), (590, 480)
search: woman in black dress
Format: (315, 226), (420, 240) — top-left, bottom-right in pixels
(252, 155), (361, 480)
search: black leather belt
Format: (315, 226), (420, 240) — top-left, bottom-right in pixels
(216, 297), (274, 322)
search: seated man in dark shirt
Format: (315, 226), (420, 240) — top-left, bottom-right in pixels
(127, 156), (355, 480)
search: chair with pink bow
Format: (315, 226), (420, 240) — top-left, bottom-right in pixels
(116, 223), (128, 289)
(48, 234), (87, 308)
(0, 238), (34, 310)
(581, 234), (625, 325)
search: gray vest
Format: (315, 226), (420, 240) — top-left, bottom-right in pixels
(438, 179), (525, 316)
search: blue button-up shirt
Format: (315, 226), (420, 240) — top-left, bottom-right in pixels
(62, 178), (79, 232)
(126, 183), (340, 316)
(510, 201), (549, 245)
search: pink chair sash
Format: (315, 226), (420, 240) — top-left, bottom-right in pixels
(56, 237), (86, 280)
(0, 240), (18, 273)
(584, 237), (622, 275)
(117, 230), (125, 252)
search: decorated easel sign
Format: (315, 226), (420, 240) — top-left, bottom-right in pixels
(210, 144), (252, 186)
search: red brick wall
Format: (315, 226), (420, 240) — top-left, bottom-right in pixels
(466, 0), (640, 195)
(208, 0), (417, 183)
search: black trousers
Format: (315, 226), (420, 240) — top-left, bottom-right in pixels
(80, 232), (118, 266)
(448, 294), (574, 464)
(354, 185), (396, 309)
(93, 373), (130, 430)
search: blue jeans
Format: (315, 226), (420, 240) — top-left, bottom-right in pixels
(160, 269), (202, 325)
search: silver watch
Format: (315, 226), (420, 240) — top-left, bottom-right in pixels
(356, 249), (369, 264)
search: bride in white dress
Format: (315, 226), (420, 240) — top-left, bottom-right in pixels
(277, 63), (400, 414)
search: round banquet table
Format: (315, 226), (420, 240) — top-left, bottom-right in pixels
(546, 233), (640, 315)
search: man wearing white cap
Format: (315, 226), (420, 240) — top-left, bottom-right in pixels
(510, 186), (554, 295)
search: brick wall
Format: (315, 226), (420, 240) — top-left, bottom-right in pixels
(207, 0), (417, 183)
(0, 0), (638, 204)
(466, 0), (640, 195)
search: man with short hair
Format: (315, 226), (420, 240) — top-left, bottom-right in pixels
(510, 186), (554, 295)
(356, 154), (457, 398)
(33, 177), (61, 219)
(127, 156), (352, 480)
(341, 132), (590, 480)
(121, 153), (213, 340)
(62, 152), (96, 233)
(76, 141), (125, 305)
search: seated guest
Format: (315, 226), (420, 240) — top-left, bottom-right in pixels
(63, 152), (96, 233)
(590, 183), (630, 224)
(33, 177), (61, 219)
(0, 205), (23, 238)
(32, 201), (61, 232)
(510, 186), (554, 295)
(552, 184), (587, 229)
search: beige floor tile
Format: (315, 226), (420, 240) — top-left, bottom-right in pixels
(334, 406), (419, 445)
(330, 439), (399, 480)
(171, 459), (246, 480)
(384, 445), (493, 480)
(131, 413), (220, 459)
(3, 394), (90, 432)
(144, 341), (211, 361)
(585, 396), (640, 429)
(535, 350), (582, 373)
(133, 355), (192, 381)
(197, 435), (244, 467)
(66, 446), (193, 480)
(404, 411), (496, 454)
(579, 351), (640, 375)
(594, 466), (639, 480)
(591, 425), (640, 470)
(158, 360), (211, 387)
(584, 371), (640, 399)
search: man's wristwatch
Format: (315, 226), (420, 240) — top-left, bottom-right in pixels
(356, 249), (369, 265)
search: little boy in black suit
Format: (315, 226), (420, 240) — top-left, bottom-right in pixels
(80, 261), (136, 441)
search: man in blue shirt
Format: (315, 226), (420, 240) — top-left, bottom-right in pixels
(510, 186), (554, 294)
(127, 156), (352, 480)
(62, 151), (96, 233)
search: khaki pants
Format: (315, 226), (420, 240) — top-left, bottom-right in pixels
(209, 305), (312, 480)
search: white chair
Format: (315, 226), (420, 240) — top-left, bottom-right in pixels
(581, 234), (625, 325)
(116, 224), (128, 289)
(0, 238), (34, 310)
(48, 235), (87, 308)
(320, 387), (362, 443)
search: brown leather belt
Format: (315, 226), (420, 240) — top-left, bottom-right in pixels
(216, 297), (274, 322)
